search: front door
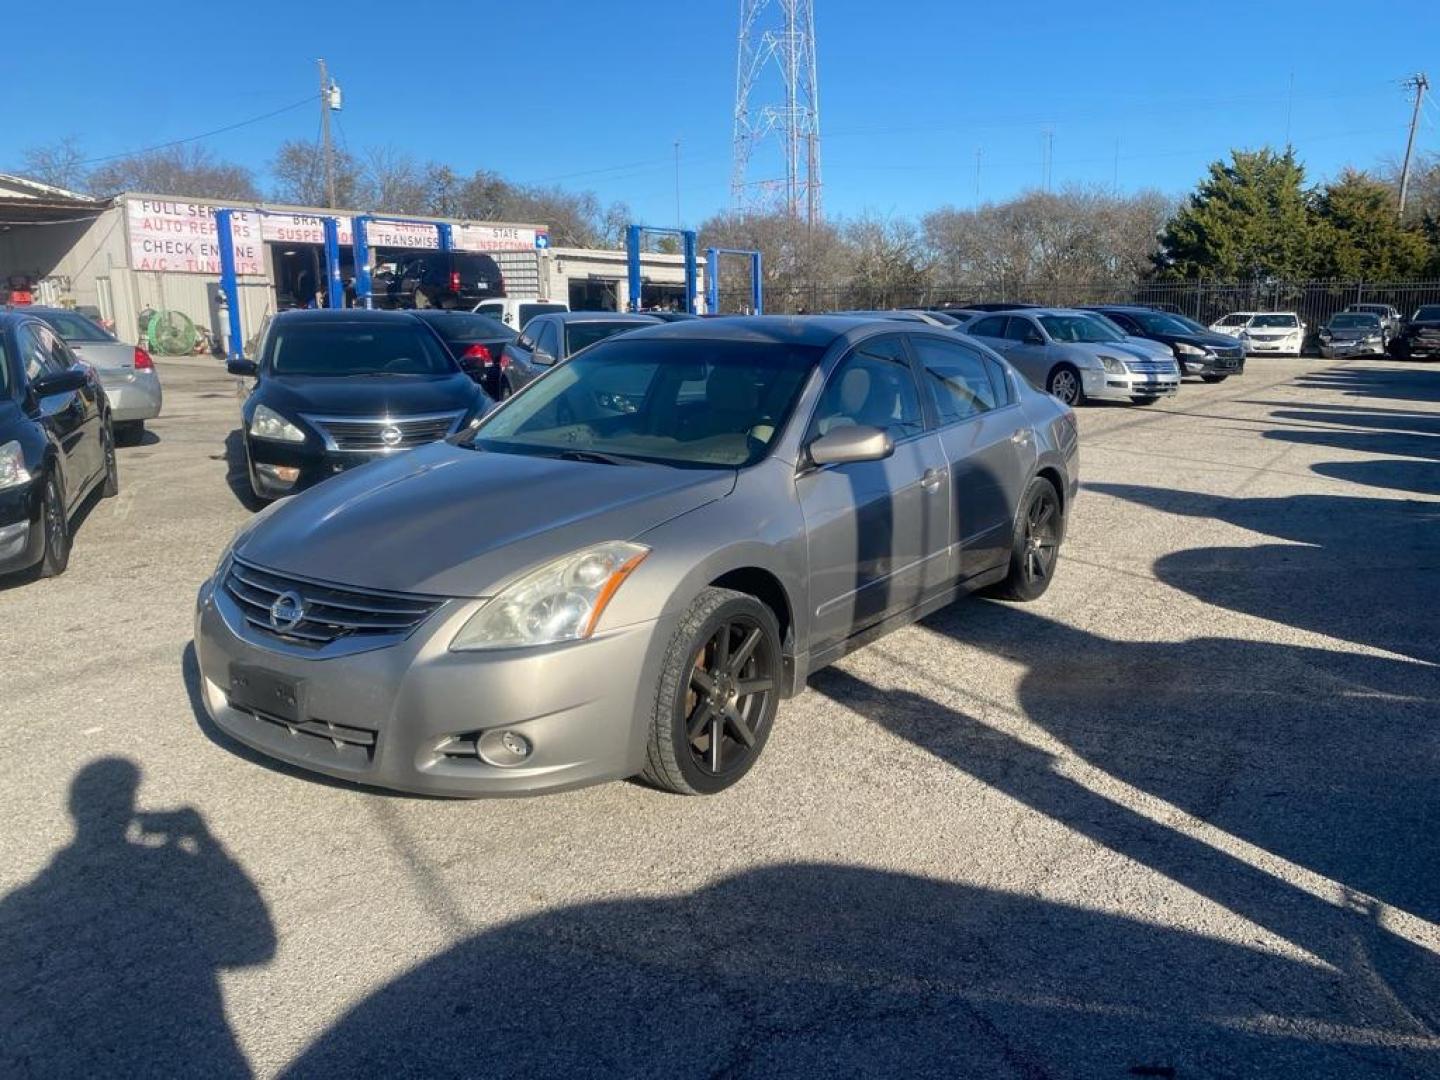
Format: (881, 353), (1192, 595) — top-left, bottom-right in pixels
(796, 334), (950, 657)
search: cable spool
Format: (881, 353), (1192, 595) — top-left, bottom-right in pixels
(146, 309), (198, 356)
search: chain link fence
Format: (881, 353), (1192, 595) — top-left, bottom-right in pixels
(717, 279), (1440, 327)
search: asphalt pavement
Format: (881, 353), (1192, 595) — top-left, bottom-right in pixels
(1, 354), (1437, 1078)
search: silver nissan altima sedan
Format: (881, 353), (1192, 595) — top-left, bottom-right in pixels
(195, 317), (1079, 796)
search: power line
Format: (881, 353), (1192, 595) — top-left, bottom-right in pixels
(74, 94), (317, 166)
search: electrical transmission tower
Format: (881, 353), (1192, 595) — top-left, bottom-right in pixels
(731, 0), (822, 225)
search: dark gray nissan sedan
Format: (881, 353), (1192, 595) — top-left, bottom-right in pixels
(195, 317), (1079, 797)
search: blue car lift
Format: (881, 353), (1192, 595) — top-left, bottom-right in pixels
(625, 224), (698, 314)
(215, 207), (344, 361)
(705, 247), (764, 315)
(352, 216), (454, 309)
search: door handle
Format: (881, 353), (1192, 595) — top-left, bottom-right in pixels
(921, 467), (946, 492)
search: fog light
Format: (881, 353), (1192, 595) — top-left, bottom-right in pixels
(256, 463), (300, 484)
(477, 729), (532, 767)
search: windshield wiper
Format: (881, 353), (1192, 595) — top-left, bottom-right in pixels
(555, 448), (637, 466)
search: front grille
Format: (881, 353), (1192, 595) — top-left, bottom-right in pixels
(1124, 360), (1175, 374)
(305, 412), (463, 452)
(1248, 333), (1291, 342)
(223, 558), (443, 649)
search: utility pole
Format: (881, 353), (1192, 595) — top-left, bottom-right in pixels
(974, 148), (982, 208)
(1399, 72), (1430, 217)
(318, 58), (337, 208)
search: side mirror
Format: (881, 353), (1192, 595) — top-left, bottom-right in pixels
(532, 348), (555, 367)
(31, 369), (89, 398)
(227, 358), (259, 377)
(1024, 332), (1045, 346)
(807, 425), (894, 468)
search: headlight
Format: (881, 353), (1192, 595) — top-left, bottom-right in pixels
(250, 404), (306, 443)
(450, 541), (649, 651)
(1173, 342), (1209, 357)
(1096, 354), (1127, 374)
(0, 440), (32, 492)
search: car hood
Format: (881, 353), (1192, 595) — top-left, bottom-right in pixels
(1244, 326), (1301, 336)
(256, 373), (486, 418)
(235, 442), (735, 597)
(1117, 336), (1173, 360)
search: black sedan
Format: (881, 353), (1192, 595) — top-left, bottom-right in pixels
(1, 310), (118, 578)
(410, 310), (517, 398)
(1390, 305), (1440, 361)
(1084, 305), (1245, 382)
(498, 312), (661, 397)
(227, 310), (493, 501)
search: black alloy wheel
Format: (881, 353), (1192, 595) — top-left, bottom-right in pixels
(101, 422), (119, 498)
(39, 473), (70, 578)
(644, 587), (781, 795)
(991, 477), (1062, 602)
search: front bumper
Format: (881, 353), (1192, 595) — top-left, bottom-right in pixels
(0, 482), (43, 575)
(1179, 354), (1245, 376)
(99, 370), (163, 422)
(1242, 335), (1302, 355)
(1081, 368), (1180, 402)
(245, 436), (400, 499)
(194, 572), (673, 796)
(1320, 339), (1384, 359)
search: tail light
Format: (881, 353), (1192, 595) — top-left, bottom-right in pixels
(450, 271), (461, 294)
(498, 352), (512, 371)
(133, 347), (154, 370)
(462, 343), (493, 365)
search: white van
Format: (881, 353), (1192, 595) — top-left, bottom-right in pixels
(472, 298), (569, 330)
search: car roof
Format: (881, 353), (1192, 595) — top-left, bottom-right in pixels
(271, 308), (422, 323)
(606, 314), (943, 349)
(544, 312), (662, 324)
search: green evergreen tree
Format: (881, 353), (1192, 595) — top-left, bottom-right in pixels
(1154, 148), (1318, 280)
(1313, 170), (1430, 280)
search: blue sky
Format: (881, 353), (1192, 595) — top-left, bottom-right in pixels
(6, 0), (1439, 225)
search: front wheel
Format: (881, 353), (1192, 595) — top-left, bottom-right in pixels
(1046, 364), (1084, 406)
(38, 473), (71, 578)
(100, 422), (119, 498)
(989, 477), (1062, 602)
(642, 587), (782, 795)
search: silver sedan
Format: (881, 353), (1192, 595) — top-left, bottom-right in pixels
(30, 307), (163, 443)
(964, 308), (1180, 406)
(195, 317), (1078, 797)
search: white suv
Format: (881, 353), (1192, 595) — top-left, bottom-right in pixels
(472, 297), (569, 330)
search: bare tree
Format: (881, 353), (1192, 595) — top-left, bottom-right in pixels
(270, 140), (366, 208)
(17, 137), (89, 193)
(363, 147), (427, 215)
(88, 145), (259, 200)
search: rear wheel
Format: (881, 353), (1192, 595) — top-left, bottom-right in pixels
(38, 473), (70, 578)
(642, 587), (781, 795)
(1046, 364), (1084, 406)
(990, 477), (1062, 602)
(1200, 374), (1227, 384)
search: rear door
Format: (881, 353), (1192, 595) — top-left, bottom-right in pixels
(18, 322), (95, 504)
(910, 334), (1033, 579)
(998, 315), (1052, 389)
(795, 334), (950, 657)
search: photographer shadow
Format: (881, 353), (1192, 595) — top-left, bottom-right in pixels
(0, 758), (274, 1077)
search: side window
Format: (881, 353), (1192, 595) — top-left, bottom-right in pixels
(984, 357), (1014, 406)
(1107, 312), (1137, 332)
(536, 322), (560, 360)
(969, 315), (1007, 338)
(40, 327), (76, 370)
(912, 337), (1001, 424)
(1004, 317), (1043, 344)
(809, 335), (924, 442)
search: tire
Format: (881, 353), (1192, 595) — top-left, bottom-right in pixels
(115, 420), (144, 446)
(100, 422), (119, 498)
(642, 587), (782, 796)
(1200, 374), (1228, 383)
(1046, 364), (1084, 406)
(1130, 395), (1161, 405)
(38, 473), (71, 579)
(990, 476), (1062, 602)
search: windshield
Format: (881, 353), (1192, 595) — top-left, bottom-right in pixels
(266, 320), (458, 377)
(468, 339), (821, 468)
(33, 310), (114, 343)
(1169, 314), (1209, 334)
(1329, 314), (1380, 330)
(1130, 311), (1192, 335)
(1039, 314), (1125, 343)
(421, 313), (513, 342)
(564, 321), (648, 356)
(1250, 314), (1299, 328)
(1414, 306), (1440, 322)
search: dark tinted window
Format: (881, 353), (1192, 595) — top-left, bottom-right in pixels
(810, 335), (924, 441)
(17, 323), (65, 382)
(419, 313), (512, 341)
(1413, 306), (1440, 321)
(969, 315), (1008, 338)
(451, 253), (502, 280)
(472, 340), (821, 468)
(535, 321), (561, 360)
(33, 310), (114, 343)
(519, 303), (568, 327)
(912, 337), (1001, 423)
(985, 358), (1014, 405)
(266, 320), (457, 376)
(1005, 317), (1045, 343)
(565, 321), (647, 356)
